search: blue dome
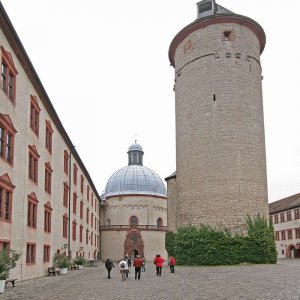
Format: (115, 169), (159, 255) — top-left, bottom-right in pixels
(105, 165), (166, 198)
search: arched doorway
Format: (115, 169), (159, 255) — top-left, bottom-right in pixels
(124, 226), (144, 257)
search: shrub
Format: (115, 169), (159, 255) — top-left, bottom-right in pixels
(165, 214), (277, 265)
(73, 256), (87, 266)
(0, 248), (21, 280)
(53, 253), (69, 268)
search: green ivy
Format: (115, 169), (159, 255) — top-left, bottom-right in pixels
(165, 214), (277, 265)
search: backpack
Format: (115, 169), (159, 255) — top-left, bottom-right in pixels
(120, 262), (125, 268)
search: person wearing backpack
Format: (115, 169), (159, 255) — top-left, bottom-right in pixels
(105, 258), (115, 279)
(119, 257), (128, 281)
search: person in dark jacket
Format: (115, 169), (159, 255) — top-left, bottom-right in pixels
(105, 258), (115, 279)
(133, 255), (143, 280)
(154, 254), (164, 276)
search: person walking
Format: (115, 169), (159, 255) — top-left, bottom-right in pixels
(141, 256), (146, 272)
(154, 254), (164, 276)
(105, 258), (115, 279)
(133, 255), (143, 280)
(119, 257), (128, 281)
(169, 256), (176, 273)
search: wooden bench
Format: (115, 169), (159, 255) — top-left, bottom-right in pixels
(5, 279), (17, 287)
(70, 264), (79, 270)
(48, 267), (59, 276)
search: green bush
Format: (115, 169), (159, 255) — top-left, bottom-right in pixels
(165, 214), (277, 265)
(53, 253), (69, 268)
(0, 248), (21, 280)
(73, 256), (87, 266)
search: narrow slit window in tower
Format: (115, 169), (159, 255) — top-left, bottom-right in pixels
(213, 94), (216, 101)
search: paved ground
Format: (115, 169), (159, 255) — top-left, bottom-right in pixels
(1, 259), (300, 299)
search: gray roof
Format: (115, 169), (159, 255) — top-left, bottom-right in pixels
(196, 0), (233, 19)
(105, 165), (166, 198)
(269, 193), (300, 214)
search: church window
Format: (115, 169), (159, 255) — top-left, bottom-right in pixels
(129, 215), (138, 226)
(157, 218), (163, 229)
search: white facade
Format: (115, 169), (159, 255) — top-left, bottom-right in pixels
(0, 3), (101, 281)
(269, 194), (300, 259)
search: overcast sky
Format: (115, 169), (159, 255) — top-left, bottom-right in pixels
(1, 0), (300, 203)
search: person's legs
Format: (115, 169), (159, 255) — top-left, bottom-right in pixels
(159, 267), (162, 276)
(156, 266), (159, 275)
(107, 268), (111, 278)
(135, 268), (138, 279)
(121, 270), (125, 281)
(126, 269), (129, 278)
(137, 267), (141, 280)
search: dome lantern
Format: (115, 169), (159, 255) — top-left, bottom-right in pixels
(127, 141), (144, 166)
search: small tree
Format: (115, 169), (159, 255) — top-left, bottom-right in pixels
(73, 256), (87, 266)
(53, 253), (69, 269)
(0, 248), (21, 280)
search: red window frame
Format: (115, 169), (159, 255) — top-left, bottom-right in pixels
(80, 225), (83, 243)
(287, 229), (293, 240)
(44, 202), (52, 233)
(86, 208), (89, 224)
(80, 175), (84, 194)
(275, 231), (280, 241)
(63, 214), (68, 238)
(73, 192), (77, 214)
(45, 120), (53, 154)
(87, 186), (90, 202)
(287, 211), (292, 221)
(1, 46), (18, 104)
(45, 162), (53, 194)
(295, 209), (300, 220)
(91, 232), (93, 246)
(91, 193), (94, 208)
(73, 163), (78, 185)
(28, 145), (39, 184)
(280, 212), (285, 223)
(0, 173), (15, 222)
(64, 150), (69, 175)
(0, 240), (10, 250)
(43, 245), (50, 262)
(27, 193), (38, 228)
(91, 213), (94, 228)
(72, 220), (77, 241)
(0, 114), (17, 165)
(30, 95), (40, 136)
(281, 231), (286, 241)
(63, 182), (69, 208)
(80, 201), (83, 219)
(26, 243), (36, 264)
(86, 229), (89, 245)
(295, 228), (300, 239)
(274, 214), (279, 224)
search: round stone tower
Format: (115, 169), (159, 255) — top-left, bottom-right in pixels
(169, 0), (269, 232)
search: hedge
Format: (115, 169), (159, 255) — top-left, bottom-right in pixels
(165, 214), (277, 265)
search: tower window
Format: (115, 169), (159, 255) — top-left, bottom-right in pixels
(223, 31), (232, 41)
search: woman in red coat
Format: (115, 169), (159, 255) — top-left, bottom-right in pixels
(154, 254), (164, 276)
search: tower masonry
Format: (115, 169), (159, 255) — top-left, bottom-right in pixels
(169, 0), (269, 233)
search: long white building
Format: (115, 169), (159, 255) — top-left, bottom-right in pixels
(0, 2), (101, 281)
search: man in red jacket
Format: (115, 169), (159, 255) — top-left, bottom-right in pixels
(154, 254), (164, 276)
(169, 256), (176, 273)
(133, 255), (143, 280)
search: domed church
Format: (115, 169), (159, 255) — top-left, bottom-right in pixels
(99, 142), (168, 261)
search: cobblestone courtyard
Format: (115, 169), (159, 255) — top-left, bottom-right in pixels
(1, 259), (300, 300)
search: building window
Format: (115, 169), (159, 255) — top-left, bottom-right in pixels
(80, 201), (83, 219)
(26, 243), (36, 264)
(87, 186), (90, 202)
(295, 228), (300, 239)
(63, 214), (68, 238)
(64, 150), (69, 175)
(91, 232), (93, 246)
(0, 173), (15, 222)
(73, 192), (77, 214)
(280, 212), (285, 223)
(129, 216), (138, 226)
(287, 230), (293, 240)
(73, 163), (78, 185)
(80, 225), (83, 243)
(86, 229), (89, 245)
(27, 193), (38, 228)
(106, 218), (110, 226)
(0, 114), (17, 165)
(0, 241), (10, 250)
(28, 145), (39, 183)
(91, 213), (94, 228)
(30, 96), (41, 136)
(63, 182), (69, 208)
(44, 202), (52, 233)
(274, 214), (279, 224)
(86, 208), (89, 224)
(80, 175), (84, 194)
(275, 231), (280, 241)
(157, 218), (163, 229)
(43, 245), (50, 262)
(287, 211), (292, 221)
(72, 220), (77, 241)
(1, 46), (18, 103)
(45, 120), (53, 153)
(281, 231), (286, 241)
(45, 162), (53, 194)
(294, 209), (300, 220)
(91, 193), (94, 208)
